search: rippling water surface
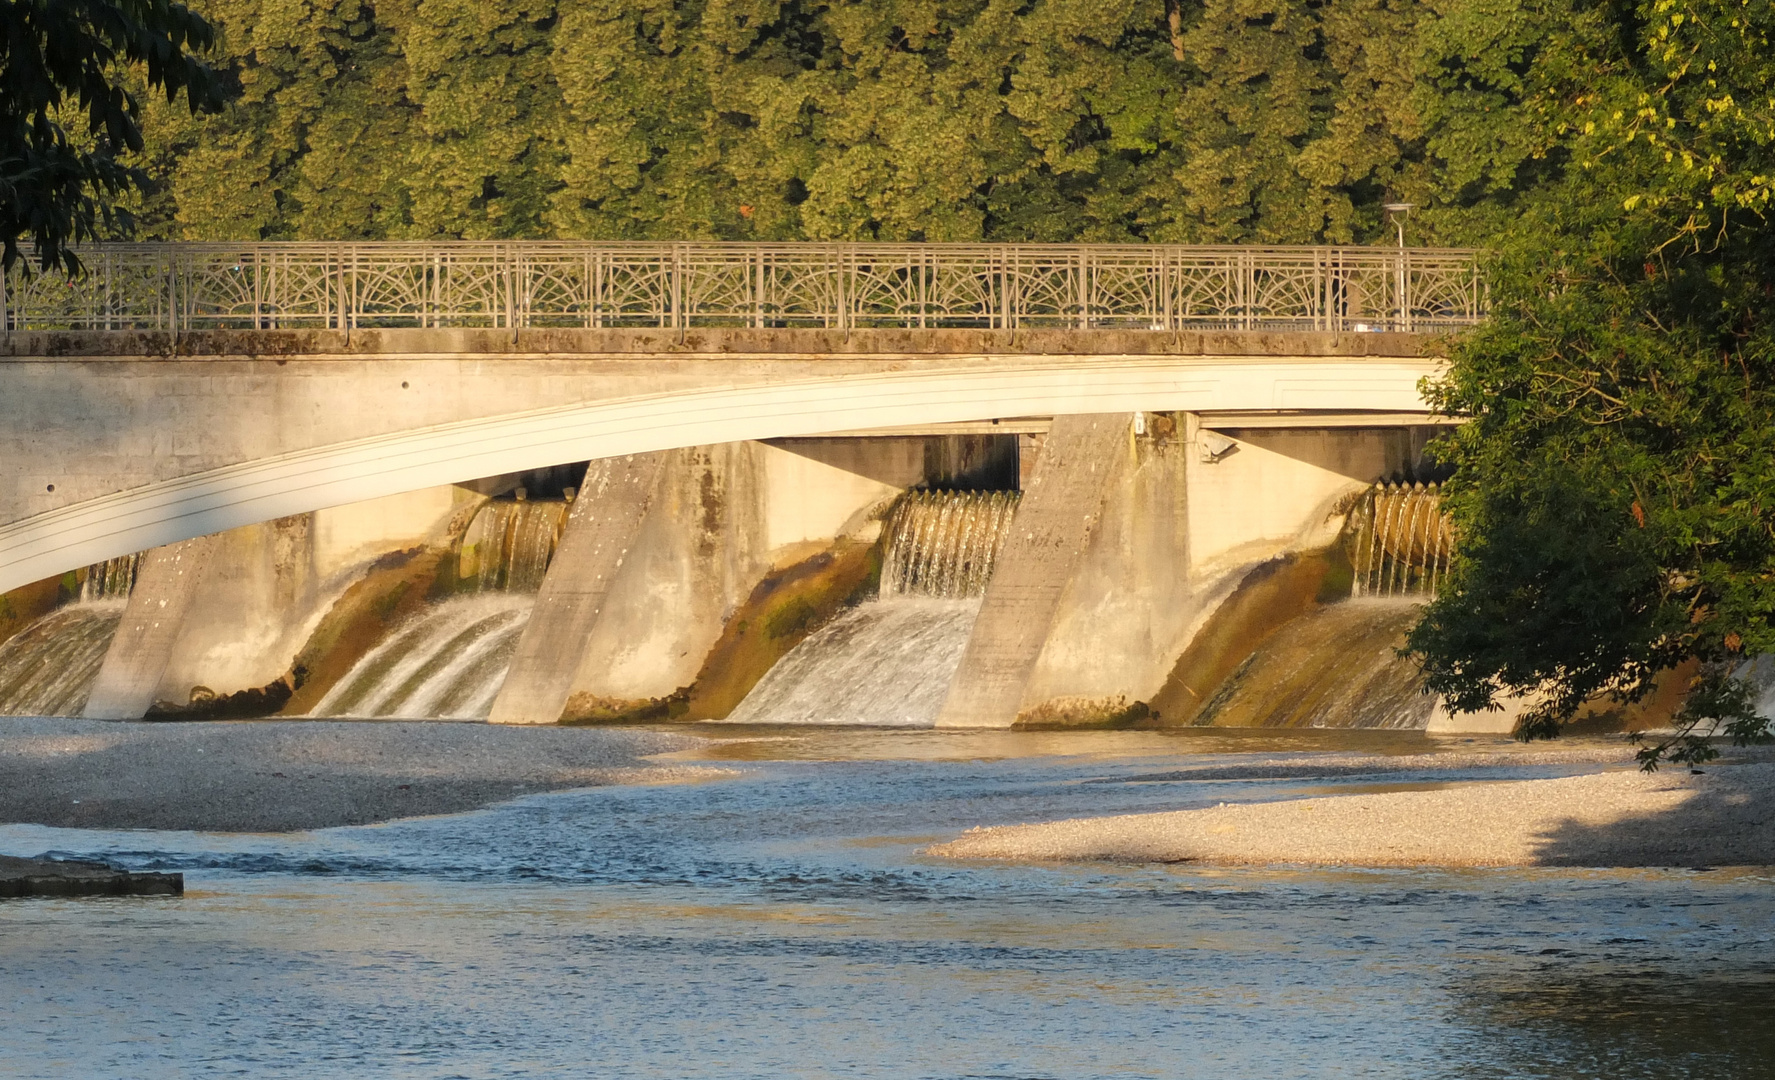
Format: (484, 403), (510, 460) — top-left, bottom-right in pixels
(3, 728), (1773, 1079)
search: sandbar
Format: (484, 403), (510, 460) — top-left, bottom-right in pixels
(0, 716), (715, 832)
(932, 760), (1775, 868)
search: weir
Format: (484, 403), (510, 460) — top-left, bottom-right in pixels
(310, 497), (570, 719)
(726, 491), (1019, 726)
(0, 240), (1505, 732)
(0, 418), (1505, 731)
(1350, 482), (1451, 597)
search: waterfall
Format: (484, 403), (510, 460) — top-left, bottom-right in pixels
(308, 498), (568, 719)
(725, 489), (1018, 725)
(0, 554), (141, 716)
(309, 594), (532, 719)
(881, 490), (1020, 599)
(0, 602), (127, 716)
(722, 598), (982, 726)
(455, 499), (569, 593)
(1348, 482), (1453, 598)
(81, 554), (141, 602)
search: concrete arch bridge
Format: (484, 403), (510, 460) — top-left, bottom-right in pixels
(0, 242), (1480, 727)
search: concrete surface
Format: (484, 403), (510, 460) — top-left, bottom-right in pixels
(488, 455), (670, 725)
(82, 537), (217, 720)
(0, 328), (1446, 593)
(937, 414), (1131, 728)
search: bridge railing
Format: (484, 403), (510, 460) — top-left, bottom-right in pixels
(1, 242), (1483, 334)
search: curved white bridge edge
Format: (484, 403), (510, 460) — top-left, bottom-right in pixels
(0, 357), (1443, 593)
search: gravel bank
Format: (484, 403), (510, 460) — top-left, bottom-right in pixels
(932, 761), (1775, 868)
(0, 717), (717, 832)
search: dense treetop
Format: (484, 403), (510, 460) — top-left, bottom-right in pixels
(1, 0), (225, 270)
(120, 0), (1556, 245)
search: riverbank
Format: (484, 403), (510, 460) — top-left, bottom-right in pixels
(933, 760), (1775, 867)
(0, 717), (718, 832)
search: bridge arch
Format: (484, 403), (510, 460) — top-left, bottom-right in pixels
(0, 354), (1440, 592)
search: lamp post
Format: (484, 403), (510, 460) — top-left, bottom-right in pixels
(1383, 202), (1414, 248)
(1383, 203), (1415, 329)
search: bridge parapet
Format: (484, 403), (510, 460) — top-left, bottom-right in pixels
(3, 242), (1482, 336)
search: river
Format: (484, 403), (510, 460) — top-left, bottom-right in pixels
(3, 727), (1772, 1078)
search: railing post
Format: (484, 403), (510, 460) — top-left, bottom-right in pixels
(671, 243), (684, 341)
(506, 243), (519, 340)
(1239, 249), (1251, 331)
(1076, 247), (1088, 330)
(1162, 247), (1175, 335)
(1397, 248), (1409, 332)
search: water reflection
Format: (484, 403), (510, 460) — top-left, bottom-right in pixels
(1, 733), (1770, 1079)
(1454, 967), (1775, 1079)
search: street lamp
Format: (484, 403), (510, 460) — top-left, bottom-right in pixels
(1383, 203), (1414, 248)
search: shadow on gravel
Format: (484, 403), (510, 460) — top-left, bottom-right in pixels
(1533, 766), (1775, 867)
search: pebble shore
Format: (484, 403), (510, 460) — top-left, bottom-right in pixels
(933, 759), (1775, 868)
(0, 717), (716, 832)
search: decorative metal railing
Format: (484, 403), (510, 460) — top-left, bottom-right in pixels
(0, 242), (1483, 333)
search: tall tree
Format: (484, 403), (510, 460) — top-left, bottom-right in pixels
(1406, 0), (1775, 765)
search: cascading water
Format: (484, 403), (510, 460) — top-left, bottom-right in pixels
(81, 554), (142, 602)
(308, 499), (568, 719)
(880, 490), (1020, 599)
(1348, 482), (1453, 597)
(0, 603), (127, 716)
(0, 555), (142, 716)
(309, 594), (532, 719)
(455, 500), (568, 593)
(726, 491), (1019, 726)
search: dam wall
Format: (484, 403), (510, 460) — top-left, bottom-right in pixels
(0, 416), (1506, 730)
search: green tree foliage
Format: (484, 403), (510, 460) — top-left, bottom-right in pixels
(1406, 0), (1775, 765)
(134, 0), (1521, 244)
(0, 0), (226, 270)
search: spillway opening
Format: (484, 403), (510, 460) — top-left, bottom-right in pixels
(306, 497), (569, 720)
(723, 490), (1020, 726)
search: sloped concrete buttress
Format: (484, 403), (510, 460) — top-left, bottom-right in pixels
(487, 454), (671, 725)
(82, 536), (219, 719)
(935, 414), (1132, 728)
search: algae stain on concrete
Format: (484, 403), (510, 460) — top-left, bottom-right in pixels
(1147, 551), (1341, 727)
(560, 538), (884, 726)
(279, 548), (451, 715)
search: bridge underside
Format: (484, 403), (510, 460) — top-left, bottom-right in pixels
(0, 328), (1446, 593)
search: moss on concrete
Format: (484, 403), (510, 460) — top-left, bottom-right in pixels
(1013, 696), (1153, 729)
(559, 690), (690, 725)
(1148, 552), (1335, 727)
(279, 548), (448, 715)
(677, 539), (882, 721)
(0, 575), (79, 651)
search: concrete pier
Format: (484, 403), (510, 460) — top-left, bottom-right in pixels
(936, 414), (1132, 728)
(82, 536), (217, 720)
(488, 455), (672, 725)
